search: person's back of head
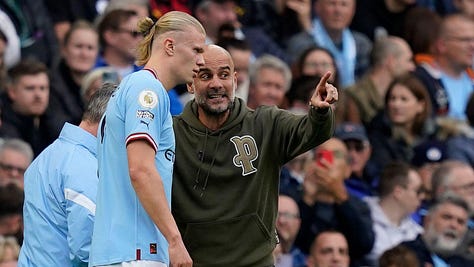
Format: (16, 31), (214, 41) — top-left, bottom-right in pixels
(378, 244), (419, 267)
(378, 161), (414, 198)
(370, 36), (415, 77)
(403, 7), (442, 56)
(0, 183), (23, 243)
(377, 161), (423, 217)
(81, 82), (117, 124)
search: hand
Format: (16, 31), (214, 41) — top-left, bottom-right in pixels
(169, 239), (193, 267)
(309, 71), (338, 109)
(286, 0), (312, 31)
(310, 159), (348, 203)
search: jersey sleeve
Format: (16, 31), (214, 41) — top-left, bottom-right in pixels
(122, 75), (170, 153)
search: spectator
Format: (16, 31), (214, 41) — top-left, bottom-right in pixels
(247, 54), (292, 109)
(410, 139), (447, 224)
(0, 183), (23, 245)
(453, 0), (474, 20)
(42, 0), (98, 45)
(306, 230), (350, 267)
(80, 67), (120, 105)
(0, 235), (20, 265)
(285, 75), (323, 113)
(0, 138), (33, 188)
(295, 137), (374, 267)
(18, 83), (116, 267)
(95, 9), (142, 79)
(291, 46), (339, 88)
(431, 160), (474, 215)
(103, 0), (150, 19)
(430, 161), (474, 260)
(445, 92), (474, 167)
(344, 36), (415, 127)
(363, 161), (423, 265)
(350, 0), (416, 41)
(193, 0), (240, 44)
(401, 194), (474, 267)
(414, 14), (474, 119)
(274, 194), (306, 267)
(0, 59), (61, 156)
(171, 44), (336, 266)
(378, 244), (419, 267)
(0, 9), (20, 69)
(287, 0), (372, 87)
(0, 0), (59, 67)
(49, 20), (99, 126)
(368, 73), (433, 174)
(402, 7), (442, 66)
(334, 122), (377, 199)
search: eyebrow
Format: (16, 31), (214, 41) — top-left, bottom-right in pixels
(199, 66), (231, 72)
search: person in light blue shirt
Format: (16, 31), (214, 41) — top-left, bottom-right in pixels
(90, 11), (205, 267)
(18, 83), (117, 267)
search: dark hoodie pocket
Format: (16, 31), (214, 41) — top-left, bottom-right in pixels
(183, 213), (275, 266)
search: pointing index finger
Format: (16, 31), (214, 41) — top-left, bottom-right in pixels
(318, 71), (332, 88)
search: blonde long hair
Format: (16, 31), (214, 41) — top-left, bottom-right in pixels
(135, 11), (205, 66)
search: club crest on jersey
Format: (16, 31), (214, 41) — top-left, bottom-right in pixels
(138, 90), (158, 108)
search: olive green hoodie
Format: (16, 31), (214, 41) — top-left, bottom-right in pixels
(172, 98), (333, 267)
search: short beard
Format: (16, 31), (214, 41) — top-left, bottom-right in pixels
(198, 98), (235, 116)
(424, 224), (462, 256)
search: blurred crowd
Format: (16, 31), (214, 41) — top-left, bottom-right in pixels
(0, 0), (473, 266)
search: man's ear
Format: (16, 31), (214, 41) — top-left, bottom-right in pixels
(164, 38), (175, 56)
(187, 82), (195, 94)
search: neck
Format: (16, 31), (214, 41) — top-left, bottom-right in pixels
(437, 57), (465, 78)
(379, 197), (407, 226)
(326, 28), (343, 43)
(78, 120), (99, 137)
(145, 61), (174, 91)
(280, 240), (293, 253)
(70, 69), (87, 86)
(370, 68), (392, 99)
(197, 108), (230, 131)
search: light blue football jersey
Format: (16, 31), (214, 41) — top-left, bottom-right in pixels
(90, 69), (174, 266)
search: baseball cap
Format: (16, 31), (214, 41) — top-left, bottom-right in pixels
(335, 123), (368, 142)
(411, 140), (446, 167)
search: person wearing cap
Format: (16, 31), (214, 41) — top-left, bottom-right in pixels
(410, 139), (448, 225)
(335, 122), (377, 199)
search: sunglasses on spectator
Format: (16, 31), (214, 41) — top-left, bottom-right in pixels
(116, 28), (141, 38)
